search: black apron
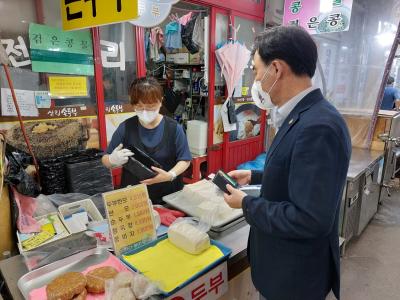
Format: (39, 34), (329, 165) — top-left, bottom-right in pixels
(120, 116), (184, 204)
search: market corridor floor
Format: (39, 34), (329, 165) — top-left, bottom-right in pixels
(328, 185), (400, 300)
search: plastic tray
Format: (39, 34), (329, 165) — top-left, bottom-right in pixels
(58, 198), (104, 233)
(121, 235), (232, 296)
(17, 212), (71, 254)
(18, 247), (110, 299)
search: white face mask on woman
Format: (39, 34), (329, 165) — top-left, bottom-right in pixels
(251, 66), (278, 110)
(136, 109), (159, 124)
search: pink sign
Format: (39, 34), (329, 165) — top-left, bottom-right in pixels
(283, 0), (353, 34)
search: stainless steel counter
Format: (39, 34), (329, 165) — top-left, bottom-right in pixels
(0, 226), (251, 300)
(347, 148), (384, 180)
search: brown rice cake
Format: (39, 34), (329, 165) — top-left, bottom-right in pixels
(72, 288), (87, 300)
(46, 272), (87, 300)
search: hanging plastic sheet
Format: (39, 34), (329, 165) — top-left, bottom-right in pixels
(5, 145), (40, 197)
(181, 13), (200, 54)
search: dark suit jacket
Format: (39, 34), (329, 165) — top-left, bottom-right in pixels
(242, 89), (351, 300)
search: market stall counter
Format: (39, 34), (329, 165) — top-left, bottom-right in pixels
(0, 225), (251, 300)
(340, 148), (384, 254)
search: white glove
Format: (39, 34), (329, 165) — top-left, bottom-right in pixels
(109, 144), (133, 167)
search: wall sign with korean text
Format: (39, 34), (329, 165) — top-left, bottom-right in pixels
(61, 0), (139, 31)
(29, 23), (94, 75)
(0, 36), (31, 68)
(49, 76), (89, 98)
(283, 0), (353, 34)
(103, 184), (156, 256)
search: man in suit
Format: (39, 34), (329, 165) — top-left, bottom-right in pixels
(224, 26), (351, 300)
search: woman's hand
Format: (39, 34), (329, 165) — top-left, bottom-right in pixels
(140, 166), (172, 185)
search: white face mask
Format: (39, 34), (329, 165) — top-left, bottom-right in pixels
(136, 110), (159, 124)
(251, 66), (278, 110)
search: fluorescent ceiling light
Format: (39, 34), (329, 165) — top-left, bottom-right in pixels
(376, 32), (396, 47)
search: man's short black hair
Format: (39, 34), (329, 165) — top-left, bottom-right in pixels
(253, 26), (318, 78)
(388, 76), (395, 85)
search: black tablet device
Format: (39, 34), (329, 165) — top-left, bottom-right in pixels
(124, 146), (162, 180)
(129, 146), (162, 169)
(212, 170), (239, 194)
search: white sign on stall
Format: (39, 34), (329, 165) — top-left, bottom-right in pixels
(130, 0), (180, 28)
(1, 88), (38, 117)
(34, 91), (51, 108)
(0, 36), (31, 68)
(100, 40), (126, 71)
(166, 262), (228, 300)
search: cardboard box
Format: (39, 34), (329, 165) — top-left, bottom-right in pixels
(174, 53), (189, 64)
(189, 53), (201, 64)
(166, 54), (175, 63)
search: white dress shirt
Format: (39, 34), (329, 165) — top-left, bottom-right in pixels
(272, 86), (318, 130)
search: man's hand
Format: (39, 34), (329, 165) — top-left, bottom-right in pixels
(228, 170), (252, 185)
(141, 166), (173, 185)
(224, 184), (247, 209)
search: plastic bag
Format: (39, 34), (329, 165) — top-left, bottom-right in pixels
(5, 146), (40, 197)
(181, 13), (200, 54)
(131, 274), (160, 300)
(43, 193), (90, 207)
(167, 217), (211, 255)
(22, 232), (97, 271)
(11, 187), (40, 234)
(34, 194), (58, 217)
(105, 272), (159, 300)
(39, 156), (70, 194)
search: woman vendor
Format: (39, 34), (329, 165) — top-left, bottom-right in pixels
(102, 77), (192, 204)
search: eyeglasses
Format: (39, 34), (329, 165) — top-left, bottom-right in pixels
(135, 108), (159, 112)
(134, 105), (160, 112)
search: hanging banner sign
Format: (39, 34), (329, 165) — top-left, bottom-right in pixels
(283, 0), (353, 34)
(61, 0), (139, 31)
(29, 23), (94, 75)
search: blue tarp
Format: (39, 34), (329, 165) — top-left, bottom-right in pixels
(237, 152), (267, 171)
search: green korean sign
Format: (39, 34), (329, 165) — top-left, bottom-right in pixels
(29, 23), (94, 76)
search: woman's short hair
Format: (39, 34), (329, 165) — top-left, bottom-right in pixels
(129, 77), (163, 105)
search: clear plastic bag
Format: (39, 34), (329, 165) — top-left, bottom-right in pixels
(33, 193), (89, 217)
(22, 232), (97, 271)
(163, 179), (241, 227)
(105, 271), (159, 300)
(131, 274), (160, 300)
(167, 217), (211, 255)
